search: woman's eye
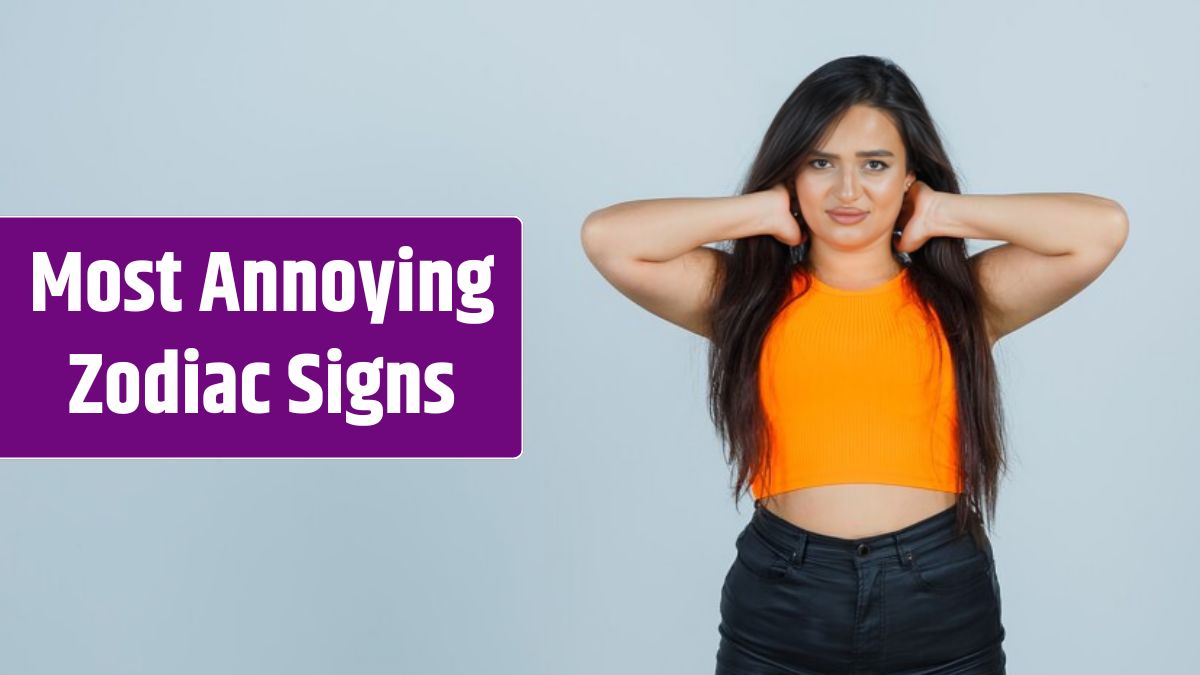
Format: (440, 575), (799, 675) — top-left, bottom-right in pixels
(808, 159), (889, 171)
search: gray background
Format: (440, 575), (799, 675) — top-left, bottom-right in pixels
(1, 0), (1195, 673)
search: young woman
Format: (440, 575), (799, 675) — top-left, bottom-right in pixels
(581, 55), (1127, 674)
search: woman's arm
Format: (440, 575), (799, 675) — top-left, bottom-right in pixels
(934, 192), (1128, 257)
(580, 188), (792, 338)
(582, 189), (792, 264)
(929, 192), (1129, 344)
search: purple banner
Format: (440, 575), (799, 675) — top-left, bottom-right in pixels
(1, 216), (522, 458)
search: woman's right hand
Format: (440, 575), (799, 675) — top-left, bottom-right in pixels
(762, 183), (806, 247)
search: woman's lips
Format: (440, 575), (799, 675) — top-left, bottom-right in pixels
(827, 210), (868, 224)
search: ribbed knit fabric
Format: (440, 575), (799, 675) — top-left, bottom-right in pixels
(751, 266), (962, 501)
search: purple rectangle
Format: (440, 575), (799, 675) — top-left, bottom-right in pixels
(1, 216), (522, 458)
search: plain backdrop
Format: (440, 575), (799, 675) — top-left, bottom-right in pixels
(1, 1), (1196, 673)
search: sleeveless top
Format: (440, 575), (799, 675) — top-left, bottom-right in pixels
(750, 266), (963, 501)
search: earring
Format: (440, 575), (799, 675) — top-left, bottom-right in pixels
(893, 229), (912, 265)
(794, 239), (809, 261)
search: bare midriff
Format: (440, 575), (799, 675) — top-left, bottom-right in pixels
(760, 483), (958, 539)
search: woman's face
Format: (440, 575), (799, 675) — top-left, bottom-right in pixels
(793, 104), (916, 257)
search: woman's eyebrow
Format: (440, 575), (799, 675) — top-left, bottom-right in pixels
(810, 149), (895, 158)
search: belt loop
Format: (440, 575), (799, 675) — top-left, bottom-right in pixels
(789, 531), (809, 568)
(893, 532), (913, 568)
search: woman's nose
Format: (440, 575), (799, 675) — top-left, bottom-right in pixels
(838, 170), (861, 198)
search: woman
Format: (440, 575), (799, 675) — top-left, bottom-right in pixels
(580, 55), (1127, 674)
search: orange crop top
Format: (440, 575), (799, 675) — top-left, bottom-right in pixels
(751, 266), (963, 501)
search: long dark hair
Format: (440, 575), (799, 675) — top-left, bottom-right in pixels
(707, 55), (1008, 540)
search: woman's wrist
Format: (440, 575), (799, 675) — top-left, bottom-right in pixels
(742, 187), (791, 241)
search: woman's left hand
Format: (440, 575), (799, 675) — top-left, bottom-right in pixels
(894, 180), (945, 253)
